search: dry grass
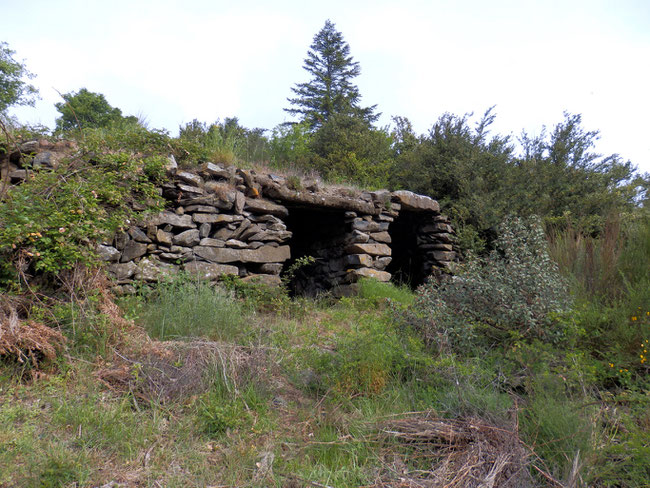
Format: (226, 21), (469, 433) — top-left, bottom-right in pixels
(0, 294), (65, 367)
(374, 411), (536, 488)
(97, 339), (271, 404)
(547, 215), (623, 299)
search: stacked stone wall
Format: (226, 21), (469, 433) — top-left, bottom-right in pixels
(2, 140), (459, 294)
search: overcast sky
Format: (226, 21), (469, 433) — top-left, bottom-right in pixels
(4, 0), (650, 173)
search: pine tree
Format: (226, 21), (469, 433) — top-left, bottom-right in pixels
(285, 20), (378, 130)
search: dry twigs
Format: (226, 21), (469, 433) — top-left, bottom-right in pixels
(374, 412), (537, 488)
(0, 294), (65, 367)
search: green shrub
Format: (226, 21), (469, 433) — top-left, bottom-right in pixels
(408, 216), (573, 353)
(79, 124), (172, 155)
(0, 151), (164, 283)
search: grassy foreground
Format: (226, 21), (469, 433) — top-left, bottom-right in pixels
(1, 266), (648, 487)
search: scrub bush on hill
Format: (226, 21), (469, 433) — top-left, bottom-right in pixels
(0, 151), (165, 283)
(408, 216), (573, 353)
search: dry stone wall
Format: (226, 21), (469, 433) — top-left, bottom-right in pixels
(101, 160), (458, 295)
(2, 140), (458, 294)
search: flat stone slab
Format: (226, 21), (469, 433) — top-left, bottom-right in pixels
(176, 171), (204, 187)
(150, 211), (196, 228)
(194, 245), (290, 264)
(348, 267), (392, 282)
(345, 243), (392, 256)
(431, 250), (456, 262)
(241, 274), (283, 286)
(421, 222), (454, 234)
(370, 231), (392, 243)
(392, 190), (440, 212)
(244, 198), (289, 217)
(183, 261), (238, 280)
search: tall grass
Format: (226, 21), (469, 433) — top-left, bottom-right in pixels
(547, 211), (650, 302)
(127, 275), (250, 342)
(547, 214), (623, 300)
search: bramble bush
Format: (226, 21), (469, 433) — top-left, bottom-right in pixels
(408, 216), (573, 353)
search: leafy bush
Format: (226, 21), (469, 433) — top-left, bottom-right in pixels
(409, 216), (572, 353)
(0, 150), (165, 283)
(269, 121), (313, 170)
(177, 117), (270, 167)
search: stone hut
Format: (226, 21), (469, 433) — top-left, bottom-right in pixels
(103, 161), (457, 295)
(1, 141), (457, 295)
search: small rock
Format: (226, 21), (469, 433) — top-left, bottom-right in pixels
(128, 226), (151, 243)
(156, 229), (173, 246)
(120, 241), (148, 263)
(199, 222), (211, 238)
(177, 171), (204, 187)
(370, 231), (392, 243)
(172, 229), (200, 247)
(97, 244), (120, 262)
(225, 239), (248, 249)
(108, 261), (137, 281)
(19, 140), (39, 153)
(199, 238), (226, 247)
(165, 155), (178, 175)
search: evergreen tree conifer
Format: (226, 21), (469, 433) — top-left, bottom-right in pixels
(285, 20), (378, 130)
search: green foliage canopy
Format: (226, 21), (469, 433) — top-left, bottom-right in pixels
(54, 88), (137, 132)
(0, 42), (38, 114)
(389, 110), (646, 252)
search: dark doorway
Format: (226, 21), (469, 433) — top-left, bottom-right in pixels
(283, 205), (349, 296)
(386, 211), (427, 288)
